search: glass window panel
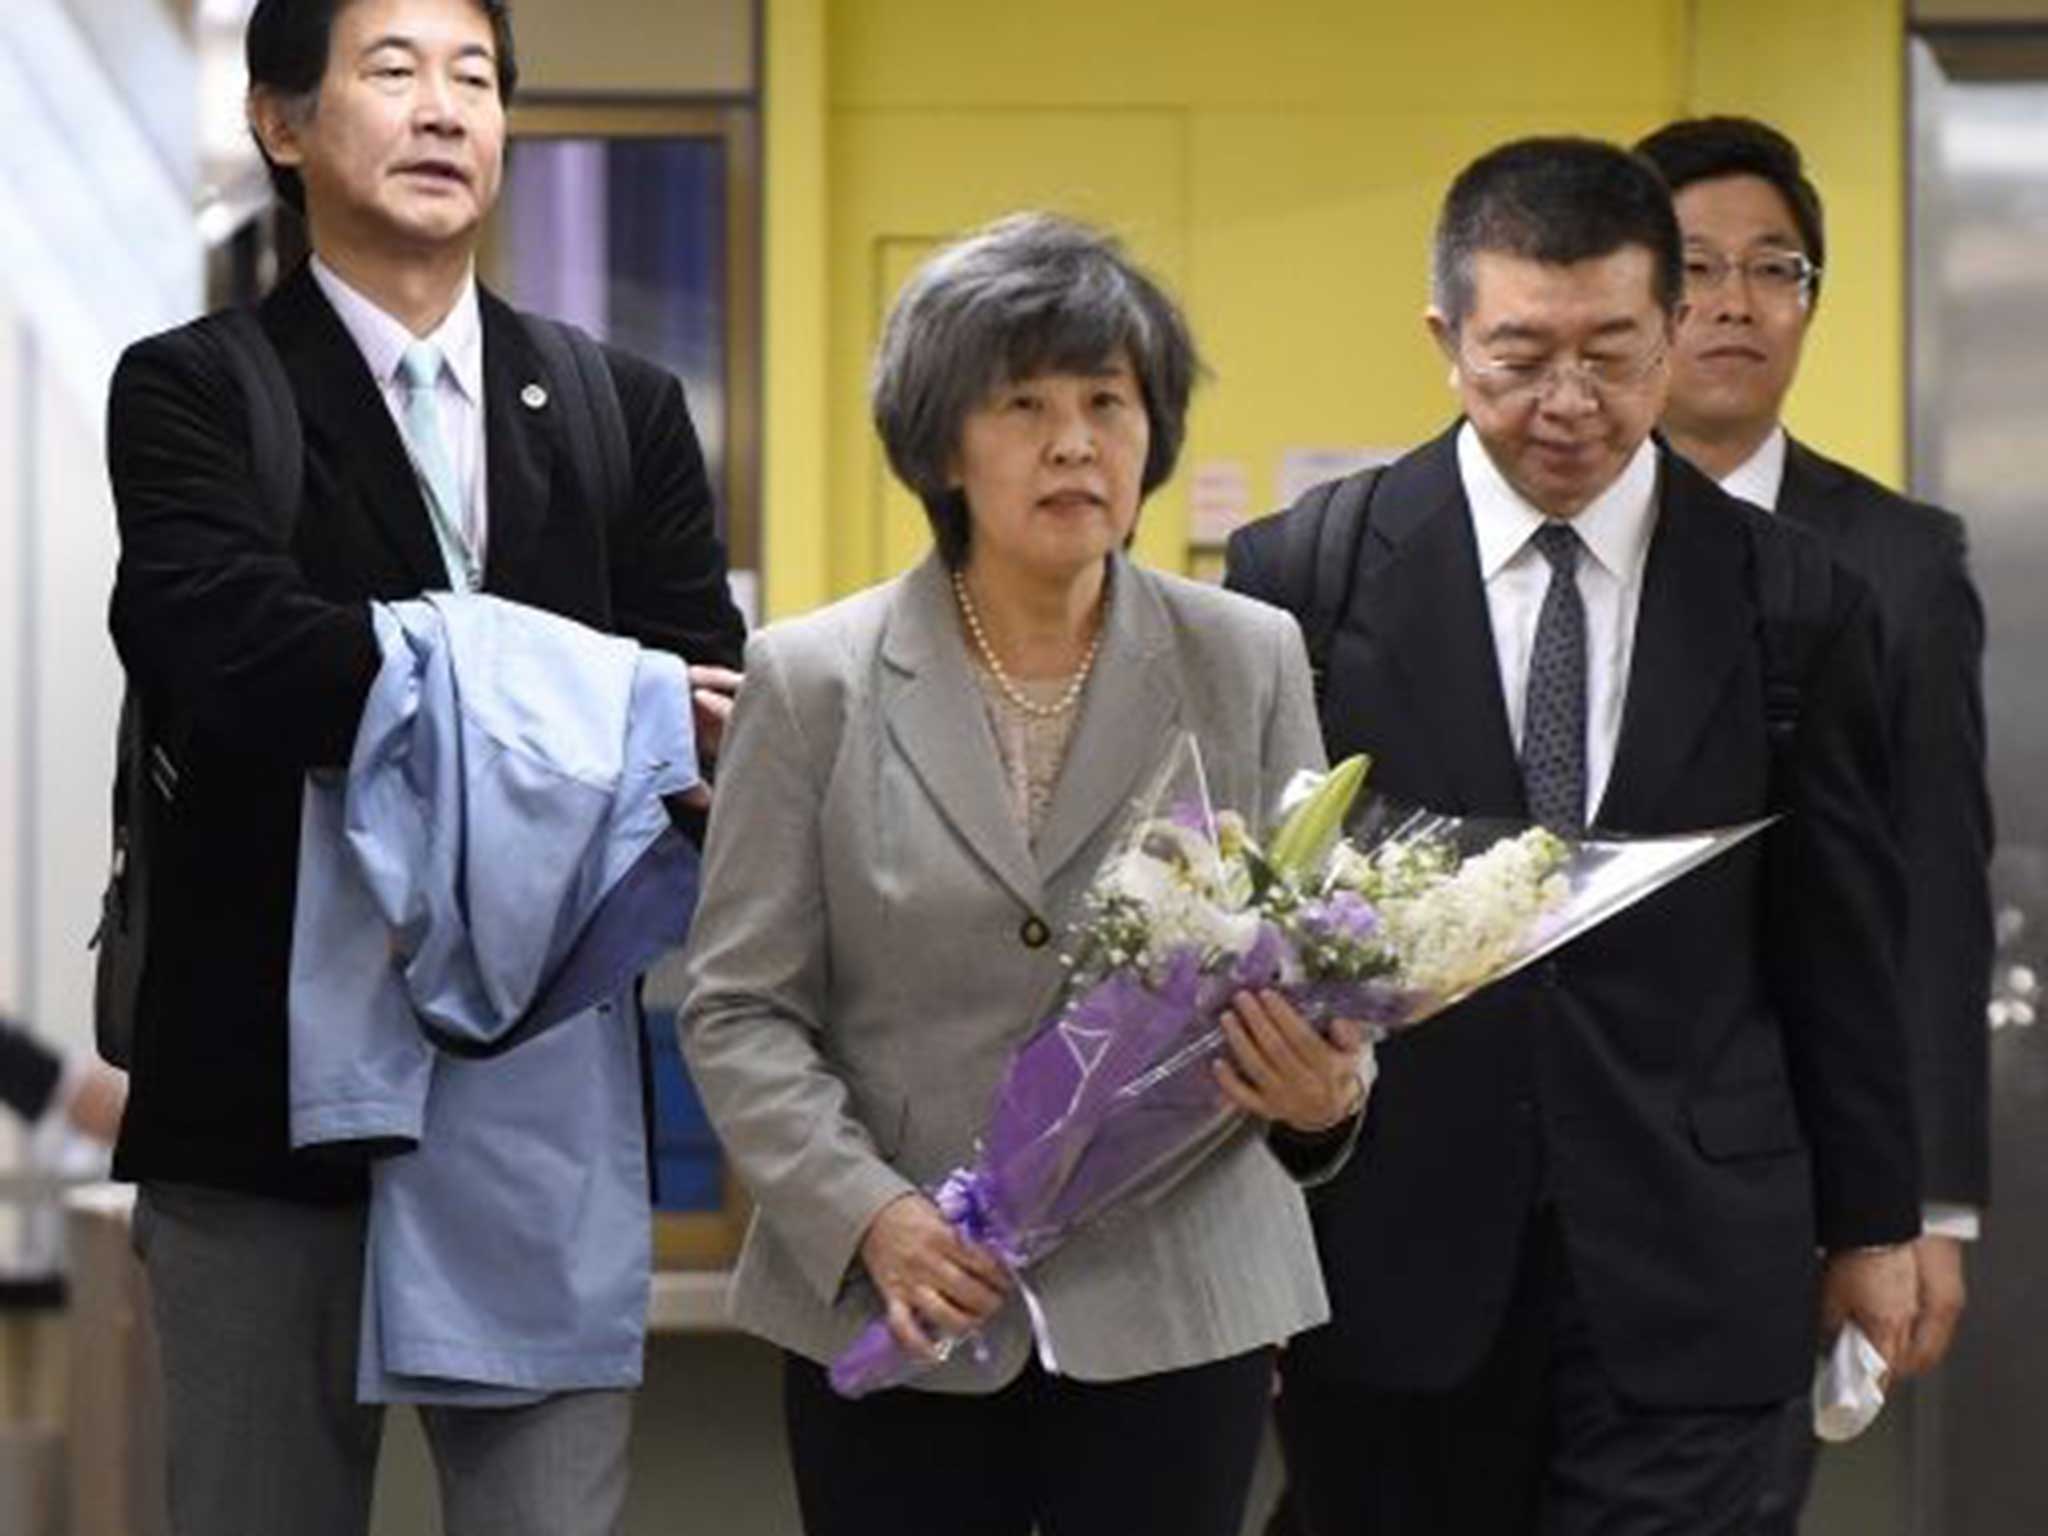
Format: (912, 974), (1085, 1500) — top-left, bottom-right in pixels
(494, 135), (733, 540)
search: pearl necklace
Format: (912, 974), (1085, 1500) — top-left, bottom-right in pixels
(951, 569), (1104, 721)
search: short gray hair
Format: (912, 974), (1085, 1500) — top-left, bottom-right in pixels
(871, 212), (1201, 568)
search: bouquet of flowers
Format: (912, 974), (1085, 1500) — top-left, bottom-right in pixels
(829, 732), (1767, 1397)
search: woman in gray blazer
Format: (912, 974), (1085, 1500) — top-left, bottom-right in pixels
(681, 213), (1368, 1536)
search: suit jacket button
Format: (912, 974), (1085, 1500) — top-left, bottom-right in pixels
(1020, 916), (1051, 949)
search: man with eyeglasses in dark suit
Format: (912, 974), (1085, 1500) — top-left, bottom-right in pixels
(1638, 113), (1994, 1536)
(1231, 135), (1923, 1536)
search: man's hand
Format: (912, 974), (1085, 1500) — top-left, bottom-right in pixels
(1895, 1234), (1967, 1378)
(63, 1061), (128, 1146)
(1821, 1244), (1919, 1371)
(689, 665), (742, 759)
(857, 1193), (1010, 1361)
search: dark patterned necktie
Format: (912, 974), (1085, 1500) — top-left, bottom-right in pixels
(1521, 521), (1587, 833)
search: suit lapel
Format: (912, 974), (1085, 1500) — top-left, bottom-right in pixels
(1353, 432), (1526, 815)
(880, 557), (1045, 914)
(261, 265), (449, 591)
(478, 291), (556, 592)
(1595, 451), (1750, 829)
(1033, 557), (1183, 887)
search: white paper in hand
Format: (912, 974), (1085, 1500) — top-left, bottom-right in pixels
(1812, 1322), (1889, 1442)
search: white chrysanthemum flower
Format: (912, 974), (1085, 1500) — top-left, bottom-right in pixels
(1137, 879), (1254, 960)
(1326, 840), (1376, 892)
(1276, 769), (1326, 819)
(1378, 829), (1569, 999)
(1100, 847), (1181, 911)
(1183, 901), (1265, 960)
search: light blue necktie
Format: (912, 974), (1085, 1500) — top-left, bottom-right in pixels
(397, 341), (481, 591)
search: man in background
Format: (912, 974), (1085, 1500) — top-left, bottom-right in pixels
(105, 1), (744, 1532)
(1638, 113), (1994, 1532)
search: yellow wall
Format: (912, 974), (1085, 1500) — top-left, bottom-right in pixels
(1685, 0), (1906, 486)
(763, 0), (830, 620)
(517, 0), (754, 96)
(761, 0), (1909, 616)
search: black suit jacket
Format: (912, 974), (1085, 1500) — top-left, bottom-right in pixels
(0, 1018), (65, 1124)
(105, 263), (746, 1204)
(1226, 426), (1920, 1409)
(1774, 438), (1992, 1208)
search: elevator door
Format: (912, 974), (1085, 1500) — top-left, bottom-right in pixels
(1907, 33), (2048, 1536)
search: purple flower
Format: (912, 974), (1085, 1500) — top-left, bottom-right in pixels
(1304, 890), (1380, 941)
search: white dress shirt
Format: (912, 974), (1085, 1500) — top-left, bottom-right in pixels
(1717, 425), (1790, 513)
(311, 256), (489, 576)
(1458, 423), (1659, 827)
(1712, 423), (1978, 1243)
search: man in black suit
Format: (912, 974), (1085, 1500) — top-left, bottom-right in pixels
(104, 1), (744, 1532)
(1228, 138), (1921, 1533)
(1637, 114), (1994, 1531)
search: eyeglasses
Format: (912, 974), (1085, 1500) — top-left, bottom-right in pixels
(1682, 248), (1821, 302)
(1456, 335), (1669, 404)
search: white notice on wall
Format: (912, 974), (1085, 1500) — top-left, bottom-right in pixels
(725, 569), (760, 630)
(1188, 460), (1252, 546)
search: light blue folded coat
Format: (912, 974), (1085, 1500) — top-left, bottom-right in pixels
(289, 593), (700, 1405)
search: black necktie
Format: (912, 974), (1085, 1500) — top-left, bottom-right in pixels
(1521, 522), (1587, 833)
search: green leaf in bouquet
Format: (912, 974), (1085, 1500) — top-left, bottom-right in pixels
(1266, 753), (1373, 882)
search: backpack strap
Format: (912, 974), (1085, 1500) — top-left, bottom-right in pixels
(519, 314), (633, 525)
(208, 307), (305, 535)
(1280, 467), (1383, 710)
(154, 311), (302, 761)
(1741, 510), (1832, 802)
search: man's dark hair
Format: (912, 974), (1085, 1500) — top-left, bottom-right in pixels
(246, 0), (520, 215)
(1634, 116), (1826, 300)
(1432, 136), (1683, 329)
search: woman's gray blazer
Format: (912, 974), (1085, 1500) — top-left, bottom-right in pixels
(681, 551), (1333, 1390)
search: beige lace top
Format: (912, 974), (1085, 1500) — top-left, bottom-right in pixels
(967, 660), (1082, 843)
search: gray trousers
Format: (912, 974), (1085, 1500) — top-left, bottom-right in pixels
(134, 1183), (632, 1536)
